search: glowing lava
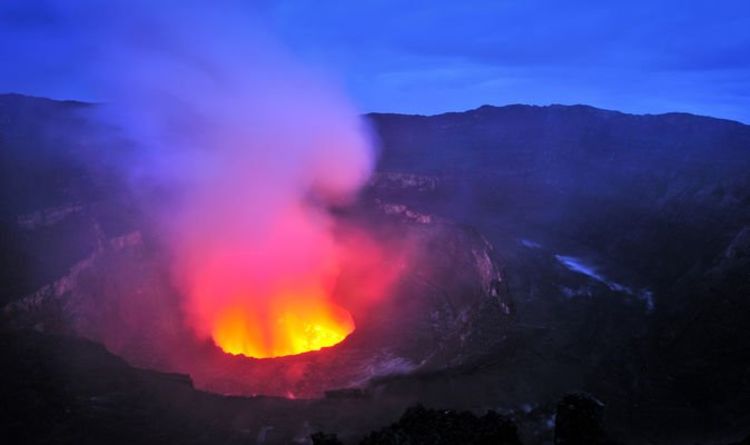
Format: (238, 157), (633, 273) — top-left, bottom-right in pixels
(212, 290), (355, 358)
(178, 202), (363, 359)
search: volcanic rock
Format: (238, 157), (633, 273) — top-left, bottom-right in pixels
(360, 404), (521, 445)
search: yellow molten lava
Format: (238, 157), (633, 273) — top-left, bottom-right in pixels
(211, 293), (355, 359)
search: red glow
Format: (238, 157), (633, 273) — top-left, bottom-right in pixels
(179, 203), (365, 359)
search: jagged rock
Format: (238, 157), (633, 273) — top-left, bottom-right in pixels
(360, 405), (521, 445)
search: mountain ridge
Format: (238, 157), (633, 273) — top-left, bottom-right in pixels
(369, 102), (750, 127)
(2, 92), (746, 127)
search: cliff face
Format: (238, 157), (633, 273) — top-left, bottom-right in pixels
(369, 105), (750, 291)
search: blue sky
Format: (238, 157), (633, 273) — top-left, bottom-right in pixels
(1, 0), (749, 122)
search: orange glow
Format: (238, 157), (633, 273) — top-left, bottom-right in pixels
(212, 289), (355, 358)
(178, 203), (368, 359)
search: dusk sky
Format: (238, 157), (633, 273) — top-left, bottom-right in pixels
(1, 0), (749, 122)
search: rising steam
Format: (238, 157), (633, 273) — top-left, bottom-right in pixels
(84, 3), (377, 358)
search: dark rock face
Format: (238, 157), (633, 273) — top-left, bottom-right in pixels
(360, 405), (521, 445)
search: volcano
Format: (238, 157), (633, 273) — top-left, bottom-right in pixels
(3, 95), (750, 444)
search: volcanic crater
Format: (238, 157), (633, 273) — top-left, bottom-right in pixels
(5, 168), (512, 398)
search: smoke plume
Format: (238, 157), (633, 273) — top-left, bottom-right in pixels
(69, 2), (378, 358)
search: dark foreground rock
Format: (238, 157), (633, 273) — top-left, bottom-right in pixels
(359, 404), (521, 445)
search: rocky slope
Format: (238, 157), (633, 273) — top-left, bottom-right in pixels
(368, 104), (750, 443)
